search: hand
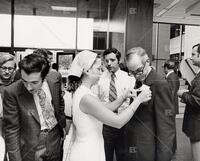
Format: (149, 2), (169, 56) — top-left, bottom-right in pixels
(177, 89), (189, 97)
(137, 87), (152, 103)
(122, 89), (137, 100)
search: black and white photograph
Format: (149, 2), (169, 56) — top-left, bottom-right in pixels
(0, 0), (200, 161)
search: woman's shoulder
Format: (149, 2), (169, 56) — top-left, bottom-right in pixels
(74, 85), (94, 99)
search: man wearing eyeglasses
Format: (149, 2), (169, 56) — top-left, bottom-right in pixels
(0, 53), (16, 93)
(0, 53), (16, 116)
(0, 53), (16, 161)
(123, 47), (176, 161)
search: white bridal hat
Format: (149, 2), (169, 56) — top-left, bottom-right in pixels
(68, 50), (97, 78)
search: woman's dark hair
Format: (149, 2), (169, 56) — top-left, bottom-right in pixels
(66, 75), (82, 92)
(103, 48), (121, 62)
(18, 54), (50, 81)
(52, 63), (58, 71)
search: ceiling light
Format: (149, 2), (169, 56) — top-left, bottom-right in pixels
(156, 0), (180, 17)
(51, 6), (77, 12)
(156, 9), (167, 17)
(166, 0), (180, 9)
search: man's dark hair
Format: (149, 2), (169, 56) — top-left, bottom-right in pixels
(33, 48), (53, 63)
(52, 63), (58, 71)
(192, 43), (200, 54)
(103, 48), (121, 62)
(18, 54), (50, 80)
(163, 60), (175, 70)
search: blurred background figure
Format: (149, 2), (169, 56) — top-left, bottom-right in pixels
(0, 53), (16, 125)
(14, 48), (61, 82)
(178, 43), (200, 161)
(33, 48), (53, 66)
(163, 60), (180, 114)
(0, 53), (16, 94)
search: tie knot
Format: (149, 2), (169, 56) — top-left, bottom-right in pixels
(111, 73), (116, 79)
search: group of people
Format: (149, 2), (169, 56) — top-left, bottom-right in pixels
(0, 44), (199, 161)
(66, 47), (176, 161)
(0, 49), (65, 161)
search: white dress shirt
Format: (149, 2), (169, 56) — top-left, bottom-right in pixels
(93, 69), (135, 113)
(33, 80), (55, 130)
(166, 70), (174, 78)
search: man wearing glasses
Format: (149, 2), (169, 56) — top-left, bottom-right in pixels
(0, 53), (16, 161)
(123, 47), (176, 161)
(0, 53), (16, 93)
(0, 53), (16, 115)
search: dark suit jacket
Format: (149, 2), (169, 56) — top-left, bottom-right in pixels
(166, 72), (180, 114)
(3, 75), (66, 161)
(182, 72), (200, 141)
(123, 69), (176, 161)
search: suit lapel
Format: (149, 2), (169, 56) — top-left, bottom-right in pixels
(46, 77), (59, 111)
(143, 68), (155, 86)
(191, 72), (200, 90)
(18, 82), (40, 124)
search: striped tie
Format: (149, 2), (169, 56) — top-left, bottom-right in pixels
(109, 73), (117, 102)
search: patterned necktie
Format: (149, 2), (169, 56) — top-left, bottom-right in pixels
(37, 88), (57, 130)
(109, 73), (117, 102)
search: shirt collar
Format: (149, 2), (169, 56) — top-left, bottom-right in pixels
(166, 70), (174, 78)
(110, 68), (121, 78)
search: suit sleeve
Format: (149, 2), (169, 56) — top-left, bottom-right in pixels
(167, 76), (177, 97)
(154, 81), (176, 161)
(57, 74), (66, 128)
(3, 88), (22, 161)
(167, 75), (180, 97)
(181, 82), (200, 111)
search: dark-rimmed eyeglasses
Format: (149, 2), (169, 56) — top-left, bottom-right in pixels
(128, 63), (146, 77)
(0, 66), (15, 72)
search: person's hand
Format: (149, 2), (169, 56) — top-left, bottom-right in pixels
(122, 88), (137, 100)
(137, 87), (152, 103)
(177, 89), (189, 97)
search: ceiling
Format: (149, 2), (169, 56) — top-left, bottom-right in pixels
(0, 0), (200, 25)
(154, 0), (200, 25)
(0, 0), (118, 19)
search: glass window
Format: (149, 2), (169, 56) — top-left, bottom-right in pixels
(0, 0), (11, 49)
(109, 0), (126, 58)
(14, 0), (77, 49)
(77, 0), (108, 51)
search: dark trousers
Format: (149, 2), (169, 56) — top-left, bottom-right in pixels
(35, 126), (63, 161)
(103, 125), (124, 161)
